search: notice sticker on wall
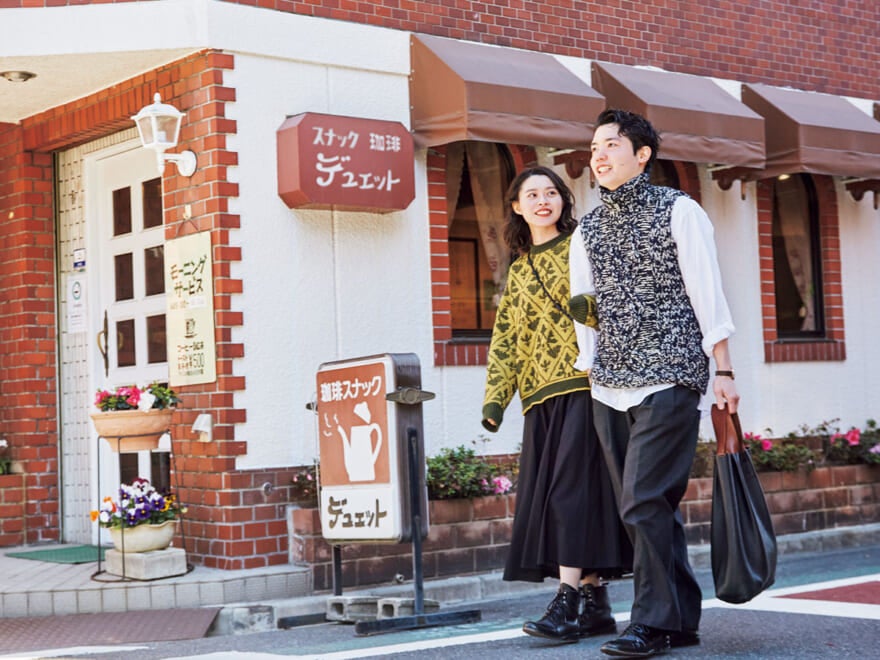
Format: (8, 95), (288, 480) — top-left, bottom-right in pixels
(165, 231), (217, 386)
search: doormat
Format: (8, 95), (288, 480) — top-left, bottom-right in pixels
(0, 607), (221, 655)
(6, 544), (106, 564)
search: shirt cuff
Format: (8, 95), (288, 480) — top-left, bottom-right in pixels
(701, 323), (735, 356)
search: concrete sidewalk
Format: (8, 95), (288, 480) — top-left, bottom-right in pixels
(1, 523), (878, 638)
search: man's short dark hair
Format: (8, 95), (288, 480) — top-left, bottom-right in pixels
(596, 109), (661, 173)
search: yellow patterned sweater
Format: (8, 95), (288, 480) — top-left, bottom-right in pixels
(482, 232), (589, 431)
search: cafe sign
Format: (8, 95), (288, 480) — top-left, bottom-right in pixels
(277, 112), (415, 212)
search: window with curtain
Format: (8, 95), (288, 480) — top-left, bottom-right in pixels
(772, 174), (824, 337)
(446, 142), (515, 338)
(650, 159), (681, 189)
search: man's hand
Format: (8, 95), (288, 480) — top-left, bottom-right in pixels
(713, 375), (739, 413)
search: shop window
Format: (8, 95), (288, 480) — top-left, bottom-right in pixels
(446, 142), (515, 340)
(771, 174), (824, 337)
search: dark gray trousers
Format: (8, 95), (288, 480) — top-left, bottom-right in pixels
(593, 385), (702, 632)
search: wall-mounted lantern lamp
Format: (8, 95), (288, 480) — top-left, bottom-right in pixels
(191, 413), (213, 442)
(132, 93), (197, 177)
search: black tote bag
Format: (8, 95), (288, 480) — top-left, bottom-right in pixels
(710, 404), (777, 604)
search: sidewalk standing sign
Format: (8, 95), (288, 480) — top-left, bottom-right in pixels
(315, 353), (429, 543)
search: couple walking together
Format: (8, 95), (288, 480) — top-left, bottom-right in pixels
(482, 109), (740, 658)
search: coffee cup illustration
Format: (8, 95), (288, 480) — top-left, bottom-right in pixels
(337, 401), (382, 482)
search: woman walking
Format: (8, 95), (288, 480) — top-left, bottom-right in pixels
(482, 166), (631, 643)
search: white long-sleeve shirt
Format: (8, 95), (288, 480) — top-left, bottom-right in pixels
(570, 195), (735, 412)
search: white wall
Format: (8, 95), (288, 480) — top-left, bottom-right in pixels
(223, 17), (420, 469)
(216, 10), (880, 472)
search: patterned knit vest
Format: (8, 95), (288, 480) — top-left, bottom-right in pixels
(580, 172), (709, 393)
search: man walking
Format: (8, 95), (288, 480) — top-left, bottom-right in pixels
(570, 109), (739, 657)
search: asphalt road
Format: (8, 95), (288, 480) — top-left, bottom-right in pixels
(6, 543), (879, 660)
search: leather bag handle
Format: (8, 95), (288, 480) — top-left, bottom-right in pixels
(711, 403), (745, 455)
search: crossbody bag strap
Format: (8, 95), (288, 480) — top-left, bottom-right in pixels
(526, 253), (574, 322)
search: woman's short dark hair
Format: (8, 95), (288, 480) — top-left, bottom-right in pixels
(596, 108), (661, 173)
(503, 166), (577, 255)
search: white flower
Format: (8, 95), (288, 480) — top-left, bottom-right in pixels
(138, 391), (157, 411)
(0, 439), (7, 449)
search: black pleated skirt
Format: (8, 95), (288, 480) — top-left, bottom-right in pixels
(503, 390), (633, 582)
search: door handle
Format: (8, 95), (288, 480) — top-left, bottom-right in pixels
(97, 310), (109, 377)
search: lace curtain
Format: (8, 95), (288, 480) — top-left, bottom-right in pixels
(775, 176), (815, 331)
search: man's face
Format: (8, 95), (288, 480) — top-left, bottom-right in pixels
(590, 123), (651, 191)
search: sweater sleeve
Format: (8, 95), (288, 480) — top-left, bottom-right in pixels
(482, 269), (519, 431)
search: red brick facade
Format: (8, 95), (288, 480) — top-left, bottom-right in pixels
(0, 122), (57, 545)
(5, 2), (874, 98)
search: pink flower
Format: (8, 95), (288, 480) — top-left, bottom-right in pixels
(114, 385), (141, 407)
(94, 390), (110, 406)
(492, 475), (512, 494)
(845, 429), (861, 446)
(830, 432), (845, 443)
(760, 439), (773, 452)
(744, 432), (762, 441)
(870, 444), (880, 455)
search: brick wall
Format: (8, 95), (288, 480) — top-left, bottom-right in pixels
(0, 122), (58, 544)
(0, 475), (26, 545)
(290, 494), (515, 591)
(216, 0), (878, 101)
(291, 466), (878, 592)
(6, 3), (875, 99)
(682, 464), (879, 544)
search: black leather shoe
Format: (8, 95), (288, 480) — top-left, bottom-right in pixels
(600, 622), (670, 657)
(579, 583), (617, 637)
(669, 629), (700, 647)
(522, 583), (580, 643)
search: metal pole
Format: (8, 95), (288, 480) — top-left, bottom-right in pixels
(407, 426), (424, 616)
(332, 545), (343, 596)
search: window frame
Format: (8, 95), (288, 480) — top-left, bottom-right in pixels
(757, 174), (846, 363)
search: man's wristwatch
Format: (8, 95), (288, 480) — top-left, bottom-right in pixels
(715, 370), (735, 379)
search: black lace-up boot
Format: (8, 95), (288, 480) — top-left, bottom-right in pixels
(579, 583), (617, 636)
(522, 583), (581, 643)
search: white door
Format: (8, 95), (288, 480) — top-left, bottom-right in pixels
(87, 142), (171, 537)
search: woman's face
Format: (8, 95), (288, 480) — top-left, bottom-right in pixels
(512, 174), (563, 238)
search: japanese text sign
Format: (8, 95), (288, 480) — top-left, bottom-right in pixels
(164, 231), (217, 386)
(277, 112), (415, 212)
(316, 355), (402, 542)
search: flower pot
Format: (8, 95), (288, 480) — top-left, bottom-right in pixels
(109, 520), (178, 553)
(90, 409), (173, 452)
